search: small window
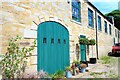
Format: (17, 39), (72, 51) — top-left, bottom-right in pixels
(51, 38), (54, 44)
(109, 24), (112, 35)
(43, 38), (46, 44)
(88, 8), (94, 28)
(64, 39), (66, 44)
(104, 21), (107, 33)
(58, 39), (60, 44)
(72, 0), (81, 22)
(98, 16), (101, 31)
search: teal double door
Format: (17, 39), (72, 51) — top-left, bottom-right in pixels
(80, 35), (86, 61)
(37, 21), (69, 74)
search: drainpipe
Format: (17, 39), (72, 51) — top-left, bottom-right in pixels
(112, 16), (115, 44)
(95, 10), (99, 59)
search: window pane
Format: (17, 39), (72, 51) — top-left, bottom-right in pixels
(104, 21), (107, 33)
(115, 29), (116, 36)
(64, 39), (66, 44)
(98, 16), (101, 31)
(72, 0), (80, 22)
(58, 39), (60, 44)
(51, 38), (54, 44)
(109, 24), (112, 35)
(43, 38), (46, 44)
(88, 8), (93, 27)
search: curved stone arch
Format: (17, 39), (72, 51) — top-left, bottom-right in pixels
(35, 16), (72, 36)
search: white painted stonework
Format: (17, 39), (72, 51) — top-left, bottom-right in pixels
(30, 56), (37, 65)
(14, 5), (26, 12)
(32, 47), (37, 56)
(23, 29), (37, 39)
(30, 24), (38, 30)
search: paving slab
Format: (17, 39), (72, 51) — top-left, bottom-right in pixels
(91, 68), (108, 73)
(0, 75), (2, 80)
(81, 75), (94, 78)
(72, 62), (114, 78)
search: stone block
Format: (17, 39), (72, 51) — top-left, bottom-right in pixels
(30, 24), (38, 30)
(30, 56), (37, 65)
(32, 47), (37, 56)
(23, 29), (37, 39)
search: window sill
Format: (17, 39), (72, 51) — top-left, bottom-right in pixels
(87, 26), (94, 30)
(98, 30), (102, 32)
(104, 32), (108, 35)
(71, 20), (81, 25)
(109, 34), (112, 36)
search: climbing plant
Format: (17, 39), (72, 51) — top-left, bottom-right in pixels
(0, 35), (36, 79)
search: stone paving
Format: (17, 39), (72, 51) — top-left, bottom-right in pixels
(0, 75), (1, 80)
(72, 60), (118, 78)
(72, 63), (100, 78)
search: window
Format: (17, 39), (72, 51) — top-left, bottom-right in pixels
(98, 16), (101, 31)
(51, 38), (54, 44)
(88, 8), (94, 27)
(104, 21), (107, 33)
(109, 24), (112, 35)
(64, 39), (66, 44)
(58, 39), (60, 44)
(72, 0), (80, 22)
(43, 38), (47, 44)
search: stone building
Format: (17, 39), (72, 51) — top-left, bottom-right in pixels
(0, 0), (120, 74)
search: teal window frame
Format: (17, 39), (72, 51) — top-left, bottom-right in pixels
(72, 0), (81, 22)
(88, 8), (94, 28)
(104, 21), (107, 33)
(109, 24), (112, 35)
(98, 16), (101, 31)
